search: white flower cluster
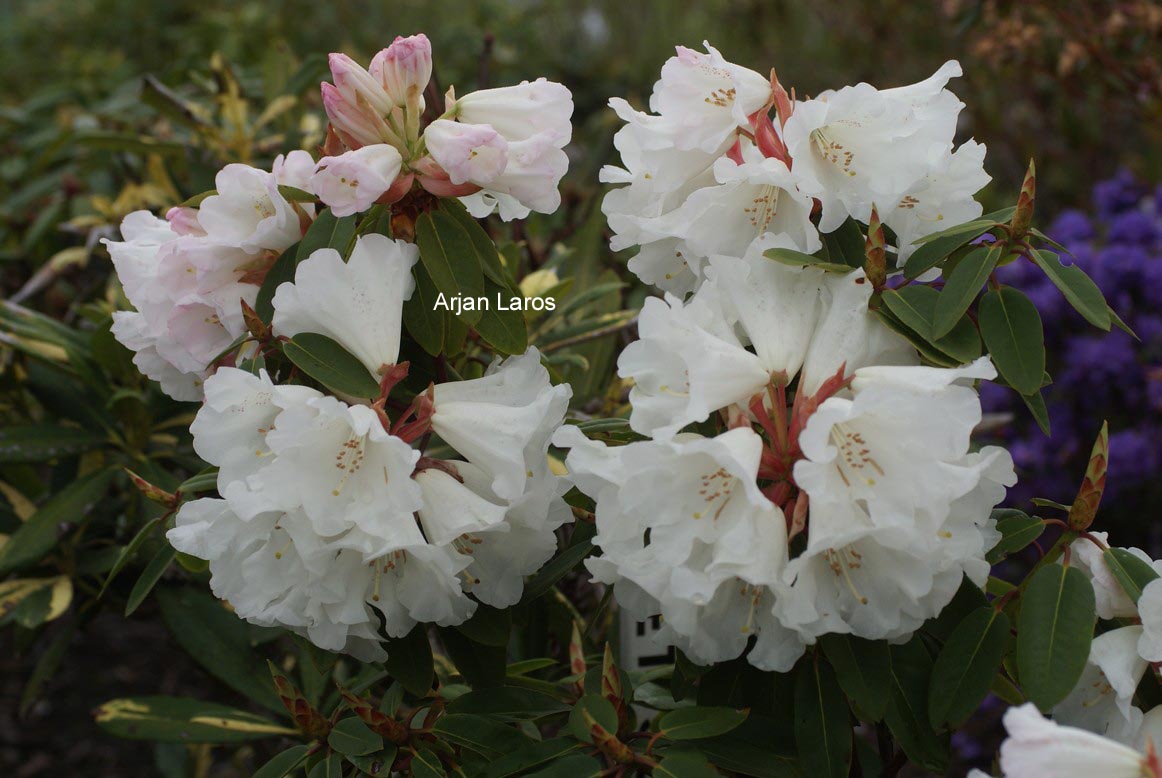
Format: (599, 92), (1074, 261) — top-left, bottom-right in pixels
(601, 43), (988, 297)
(104, 152), (315, 400)
(167, 235), (572, 659)
(556, 44), (1013, 671)
(106, 35), (572, 401)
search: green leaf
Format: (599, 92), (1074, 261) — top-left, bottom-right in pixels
(484, 737), (582, 778)
(475, 279), (530, 355)
(439, 626), (506, 688)
(519, 522), (596, 604)
(654, 752), (721, 778)
(447, 687), (570, 721)
(283, 332), (381, 399)
(415, 210), (485, 323)
(453, 603), (512, 647)
(0, 425), (106, 463)
(1016, 563), (1096, 710)
(255, 242), (300, 320)
(1022, 389), (1052, 435)
(659, 706), (749, 741)
(253, 745), (311, 778)
(156, 587), (283, 713)
(99, 515), (165, 597)
(933, 244), (1002, 338)
(403, 262), (446, 356)
(1103, 547), (1160, 605)
(986, 509), (1045, 563)
(878, 284), (981, 366)
(297, 208), (358, 262)
(1029, 250), (1110, 330)
(764, 247), (854, 274)
(793, 659), (851, 778)
(178, 468), (220, 494)
(384, 625), (433, 697)
(567, 694), (618, 742)
(884, 639), (949, 772)
(818, 634), (891, 720)
(680, 715), (800, 778)
(346, 747), (398, 776)
(278, 184), (317, 203)
(928, 607), (1011, 727)
(443, 200), (509, 286)
(821, 217), (867, 269)
(433, 714), (533, 758)
(308, 752), (344, 778)
(0, 467), (115, 575)
(124, 543), (176, 616)
(411, 747), (444, 777)
(903, 220), (996, 279)
(94, 696), (296, 742)
(524, 754), (603, 777)
(328, 717), (383, 756)
(978, 286), (1045, 395)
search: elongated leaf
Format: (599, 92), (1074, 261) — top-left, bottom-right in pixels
(986, 509), (1045, 563)
(794, 660), (851, 778)
(415, 210), (485, 323)
(1103, 547), (1160, 604)
(903, 220), (996, 279)
(1030, 250), (1110, 330)
(253, 745), (311, 778)
(818, 634), (892, 720)
(764, 247), (854, 274)
(443, 200), (509, 286)
(1016, 563), (1095, 709)
(433, 714), (533, 758)
(567, 694), (618, 743)
(384, 625), (433, 697)
(484, 737), (581, 778)
(156, 587), (283, 712)
(283, 332), (380, 399)
(403, 262), (446, 355)
(979, 286), (1045, 395)
(821, 217), (867, 269)
(297, 209), (357, 261)
(454, 604), (512, 647)
(94, 696), (296, 742)
(654, 752), (720, 778)
(475, 279), (529, 355)
(255, 242), (300, 320)
(0, 425), (106, 463)
(346, 747), (398, 776)
(519, 522), (596, 604)
(99, 515), (165, 596)
(928, 607), (1010, 727)
(933, 245), (1002, 338)
(447, 687), (569, 721)
(884, 639), (949, 772)
(124, 543), (175, 616)
(439, 626), (505, 689)
(659, 706), (748, 740)
(328, 717), (383, 756)
(1022, 389), (1052, 435)
(0, 467), (115, 575)
(878, 284), (982, 366)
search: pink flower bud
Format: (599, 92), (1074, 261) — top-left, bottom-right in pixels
(322, 54), (400, 149)
(423, 120), (509, 186)
(311, 144), (403, 217)
(370, 34), (433, 107)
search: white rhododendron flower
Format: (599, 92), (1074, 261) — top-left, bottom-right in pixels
(992, 703), (1162, 778)
(312, 144), (404, 217)
(1136, 579), (1162, 663)
(272, 234), (417, 381)
(436, 78), (574, 220)
(198, 152), (315, 252)
(1073, 533), (1162, 620)
(1054, 625), (1148, 744)
(782, 61), (974, 232)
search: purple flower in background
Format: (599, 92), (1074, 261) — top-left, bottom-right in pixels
(985, 170), (1162, 546)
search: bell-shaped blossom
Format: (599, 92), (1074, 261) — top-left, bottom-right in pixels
(1072, 533), (1162, 620)
(619, 247), (915, 439)
(437, 78), (573, 221)
(994, 703), (1159, 778)
(424, 120), (509, 186)
(782, 61), (967, 232)
(1136, 578), (1162, 662)
(554, 425), (806, 671)
(272, 234), (417, 381)
(432, 348), (572, 501)
(197, 152), (314, 253)
(886, 140), (990, 263)
(649, 42), (772, 153)
(312, 144), (403, 217)
(1054, 625), (1148, 744)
